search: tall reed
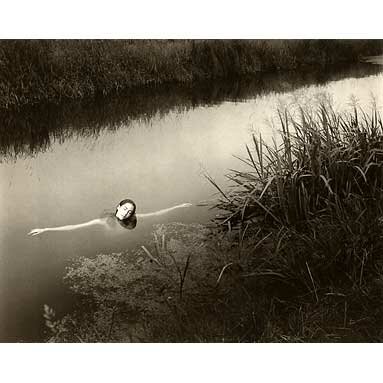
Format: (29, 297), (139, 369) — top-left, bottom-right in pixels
(211, 105), (383, 231)
(207, 104), (383, 340)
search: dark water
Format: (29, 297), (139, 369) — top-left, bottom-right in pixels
(0, 63), (382, 342)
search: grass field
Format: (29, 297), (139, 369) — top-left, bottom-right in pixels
(1, 39), (382, 109)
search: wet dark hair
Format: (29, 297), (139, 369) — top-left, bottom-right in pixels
(115, 199), (137, 230)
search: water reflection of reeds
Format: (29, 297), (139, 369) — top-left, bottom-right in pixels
(0, 63), (381, 160)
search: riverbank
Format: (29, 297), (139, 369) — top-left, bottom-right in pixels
(2, 62), (381, 160)
(45, 104), (383, 342)
(1, 40), (382, 110)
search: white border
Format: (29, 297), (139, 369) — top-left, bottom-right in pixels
(0, 0), (382, 38)
(1, 1), (381, 382)
(0, 344), (381, 382)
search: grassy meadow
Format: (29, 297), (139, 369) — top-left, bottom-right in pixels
(44, 103), (383, 342)
(0, 39), (382, 109)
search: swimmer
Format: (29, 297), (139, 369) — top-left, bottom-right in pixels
(27, 199), (192, 236)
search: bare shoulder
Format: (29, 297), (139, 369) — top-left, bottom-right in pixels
(103, 215), (117, 227)
(98, 216), (110, 224)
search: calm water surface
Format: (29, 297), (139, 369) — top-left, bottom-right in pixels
(0, 64), (382, 342)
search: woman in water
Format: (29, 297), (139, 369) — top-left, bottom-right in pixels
(27, 199), (192, 236)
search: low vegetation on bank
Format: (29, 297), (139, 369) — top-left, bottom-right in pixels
(44, 103), (383, 342)
(1, 39), (382, 109)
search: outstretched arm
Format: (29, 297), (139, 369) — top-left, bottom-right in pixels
(28, 218), (107, 236)
(136, 203), (192, 218)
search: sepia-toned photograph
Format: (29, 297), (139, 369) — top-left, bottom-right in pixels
(1, 38), (382, 344)
(2, 0), (383, 381)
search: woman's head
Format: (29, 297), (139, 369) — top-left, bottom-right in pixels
(115, 199), (136, 221)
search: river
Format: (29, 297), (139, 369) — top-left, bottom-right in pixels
(0, 62), (382, 342)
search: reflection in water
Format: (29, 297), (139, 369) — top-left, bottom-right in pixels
(0, 63), (381, 160)
(0, 63), (382, 342)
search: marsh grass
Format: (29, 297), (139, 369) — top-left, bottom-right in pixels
(207, 104), (383, 341)
(212, 105), (383, 229)
(1, 40), (382, 109)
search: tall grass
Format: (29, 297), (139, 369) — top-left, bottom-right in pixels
(207, 104), (383, 340)
(1, 40), (382, 109)
(213, 105), (383, 230)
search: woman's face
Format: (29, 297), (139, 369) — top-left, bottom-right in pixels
(115, 202), (135, 220)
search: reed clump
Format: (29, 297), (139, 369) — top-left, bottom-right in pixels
(208, 104), (383, 341)
(213, 105), (383, 229)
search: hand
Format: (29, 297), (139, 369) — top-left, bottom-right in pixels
(28, 228), (46, 236)
(179, 203), (192, 208)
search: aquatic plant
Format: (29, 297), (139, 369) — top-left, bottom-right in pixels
(45, 223), (222, 342)
(207, 104), (383, 341)
(212, 105), (383, 229)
